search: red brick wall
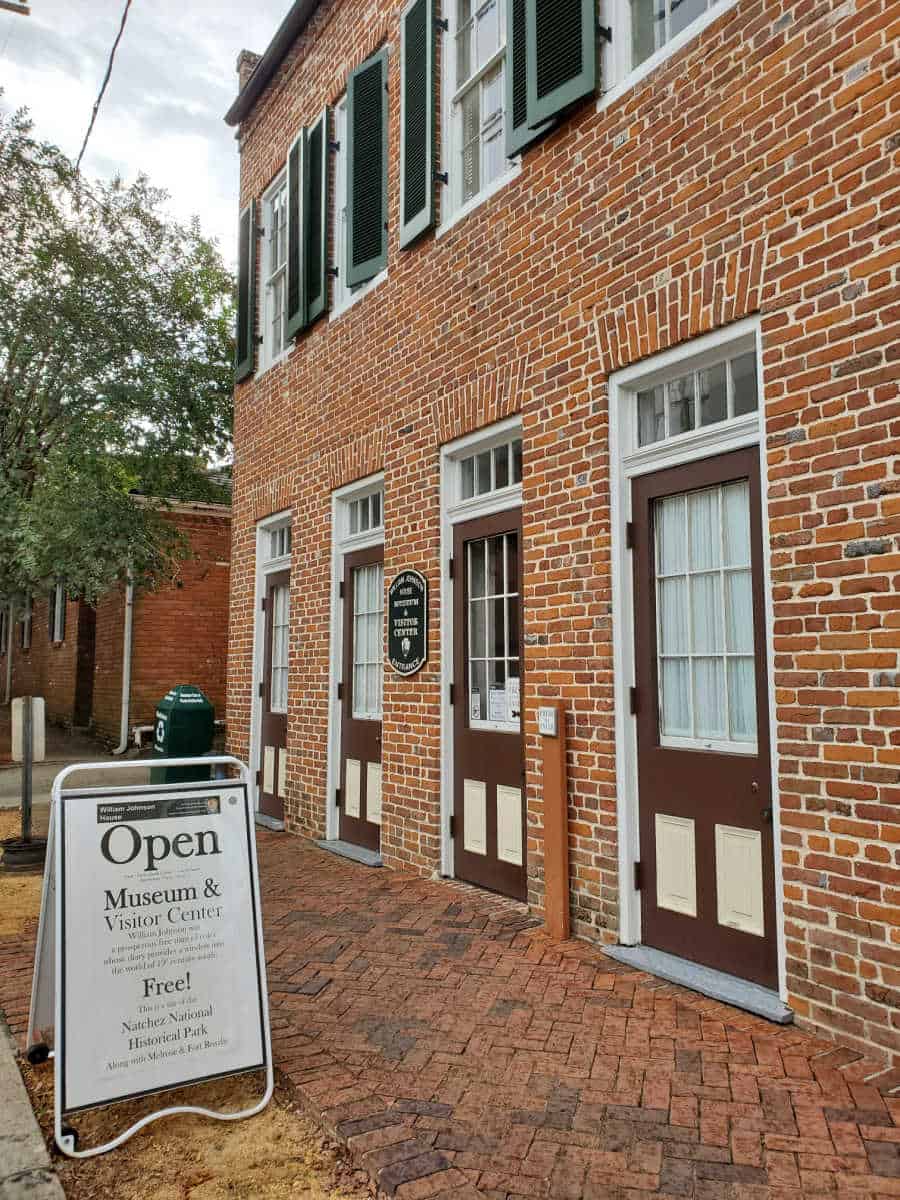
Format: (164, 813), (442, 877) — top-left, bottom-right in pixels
(91, 509), (232, 741)
(227, 0), (899, 1063)
(9, 597), (84, 726)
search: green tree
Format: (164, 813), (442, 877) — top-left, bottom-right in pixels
(0, 103), (235, 621)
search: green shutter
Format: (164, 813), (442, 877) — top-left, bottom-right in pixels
(346, 48), (388, 287)
(526, 0), (596, 129)
(304, 107), (330, 323)
(235, 199), (257, 382)
(506, 0), (553, 157)
(285, 131), (306, 341)
(400, 0), (434, 248)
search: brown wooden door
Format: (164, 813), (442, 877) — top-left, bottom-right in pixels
(632, 447), (777, 989)
(453, 510), (526, 901)
(339, 546), (383, 852)
(259, 570), (290, 820)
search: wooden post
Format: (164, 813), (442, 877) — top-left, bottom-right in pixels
(22, 695), (33, 843)
(541, 700), (570, 941)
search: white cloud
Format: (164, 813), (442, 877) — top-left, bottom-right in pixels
(0, 0), (287, 263)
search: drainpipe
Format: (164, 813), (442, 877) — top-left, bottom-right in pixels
(112, 576), (135, 754)
(3, 600), (13, 705)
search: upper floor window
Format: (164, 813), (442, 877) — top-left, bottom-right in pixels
(460, 435), (523, 500)
(601, 0), (738, 103)
(261, 174), (288, 368)
(637, 351), (758, 448)
(49, 581), (66, 644)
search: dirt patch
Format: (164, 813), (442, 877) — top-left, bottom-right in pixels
(22, 1066), (373, 1200)
(0, 808), (22, 840)
(0, 808), (44, 935)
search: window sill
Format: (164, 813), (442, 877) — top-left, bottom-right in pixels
(330, 269), (388, 323)
(255, 346), (291, 382)
(436, 163), (522, 241)
(598, 0), (739, 114)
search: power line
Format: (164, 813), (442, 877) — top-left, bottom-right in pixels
(75, 0), (133, 173)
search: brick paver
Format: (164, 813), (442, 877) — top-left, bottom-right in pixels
(2, 831), (899, 1198)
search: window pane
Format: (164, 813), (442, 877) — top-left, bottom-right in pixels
(656, 495), (686, 575)
(488, 535), (504, 594)
(658, 577), (688, 655)
(691, 573), (723, 654)
(511, 439), (523, 484)
(723, 481), (750, 566)
(489, 596), (506, 657)
(725, 570), (753, 653)
(638, 386), (665, 445)
(699, 363), (727, 427)
(728, 658), (757, 742)
(660, 659), (690, 737)
(371, 490), (382, 528)
(349, 501), (359, 535)
(470, 659), (486, 721)
(731, 352), (758, 416)
(456, 2), (472, 86)
(469, 598), (486, 658)
(630, 0), (660, 66)
(689, 488), (720, 570)
(494, 444), (509, 489)
(476, 449), (491, 494)
(507, 595), (520, 658)
(671, 0), (708, 41)
(469, 540), (486, 598)
(506, 532), (519, 595)
(461, 457), (475, 499)
(483, 123), (504, 191)
(476, 0), (500, 69)
(693, 658), (726, 738)
(668, 374), (695, 435)
(461, 88), (480, 202)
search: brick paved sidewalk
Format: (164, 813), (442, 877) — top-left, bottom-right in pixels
(2, 832), (899, 1199)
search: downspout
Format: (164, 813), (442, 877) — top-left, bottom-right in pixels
(3, 600), (13, 705)
(112, 576), (135, 754)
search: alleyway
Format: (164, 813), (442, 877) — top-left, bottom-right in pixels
(2, 831), (898, 1198)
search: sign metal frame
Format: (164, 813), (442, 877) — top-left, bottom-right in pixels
(29, 756), (273, 1160)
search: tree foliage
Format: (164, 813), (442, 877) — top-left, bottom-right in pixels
(0, 103), (235, 616)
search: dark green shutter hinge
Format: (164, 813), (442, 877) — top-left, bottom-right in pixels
(434, 169), (449, 185)
(625, 521), (635, 549)
(335, 788), (341, 809)
(597, 23), (613, 42)
(436, 16), (448, 31)
(449, 814), (456, 838)
(337, 682), (344, 700)
(634, 861), (643, 891)
(449, 683), (455, 706)
(629, 687), (638, 715)
(328, 139), (340, 152)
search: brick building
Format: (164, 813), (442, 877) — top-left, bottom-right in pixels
(3, 503), (231, 741)
(223, 0), (899, 1064)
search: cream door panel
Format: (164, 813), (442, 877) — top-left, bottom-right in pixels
(655, 813), (697, 918)
(715, 824), (765, 937)
(345, 758), (361, 819)
(367, 762), (383, 826)
(496, 785), (523, 866)
(463, 779), (487, 856)
(263, 746), (276, 796)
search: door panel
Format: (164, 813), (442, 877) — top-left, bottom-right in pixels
(259, 570), (290, 820)
(453, 510), (526, 900)
(632, 447), (777, 989)
(339, 546), (383, 851)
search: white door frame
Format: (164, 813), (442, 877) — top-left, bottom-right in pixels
(249, 510), (293, 813)
(325, 474), (385, 842)
(439, 416), (523, 879)
(608, 315), (788, 999)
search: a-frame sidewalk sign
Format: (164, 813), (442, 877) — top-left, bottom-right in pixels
(27, 756), (273, 1159)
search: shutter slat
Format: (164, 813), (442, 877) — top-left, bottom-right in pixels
(526, 0), (596, 129)
(400, 0), (434, 248)
(285, 131), (306, 340)
(235, 199), (257, 382)
(347, 48), (388, 287)
(305, 106), (330, 322)
(506, 0), (553, 157)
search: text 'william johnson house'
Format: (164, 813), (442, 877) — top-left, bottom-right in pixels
(223, 0), (899, 1064)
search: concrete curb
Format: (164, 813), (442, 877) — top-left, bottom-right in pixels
(0, 1020), (65, 1200)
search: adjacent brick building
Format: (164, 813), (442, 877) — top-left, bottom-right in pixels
(4, 503), (231, 740)
(223, 0), (899, 1065)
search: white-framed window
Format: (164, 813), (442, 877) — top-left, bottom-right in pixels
(332, 96), (388, 318)
(441, 0), (515, 228)
(351, 562), (384, 720)
(269, 581), (291, 714)
(348, 488), (384, 538)
(268, 524), (292, 562)
(637, 350), (758, 448)
(49, 581), (66, 644)
(260, 172), (288, 369)
(466, 530), (521, 732)
(459, 435), (523, 501)
(599, 0), (739, 108)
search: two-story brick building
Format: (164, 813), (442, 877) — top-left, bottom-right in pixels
(224, 0), (899, 1064)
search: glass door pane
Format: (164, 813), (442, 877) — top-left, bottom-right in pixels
(352, 564), (383, 720)
(467, 533), (520, 729)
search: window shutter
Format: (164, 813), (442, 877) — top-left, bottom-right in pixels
(235, 199), (257, 382)
(526, 0), (596, 129)
(346, 48), (389, 287)
(285, 131), (307, 341)
(58, 589), (66, 642)
(506, 0), (553, 157)
(400, 0), (434, 248)
(304, 107), (330, 323)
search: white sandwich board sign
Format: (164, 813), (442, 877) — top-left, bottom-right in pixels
(28, 757), (272, 1158)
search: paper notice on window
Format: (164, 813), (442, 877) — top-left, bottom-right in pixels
(489, 687), (507, 723)
(507, 676), (520, 719)
(470, 691), (481, 722)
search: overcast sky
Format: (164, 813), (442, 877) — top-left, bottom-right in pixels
(0, 1), (287, 264)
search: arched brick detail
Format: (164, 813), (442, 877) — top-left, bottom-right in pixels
(324, 429), (386, 489)
(433, 357), (529, 446)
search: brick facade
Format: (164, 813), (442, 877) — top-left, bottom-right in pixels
(226, 0), (899, 1064)
(5, 506), (231, 740)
